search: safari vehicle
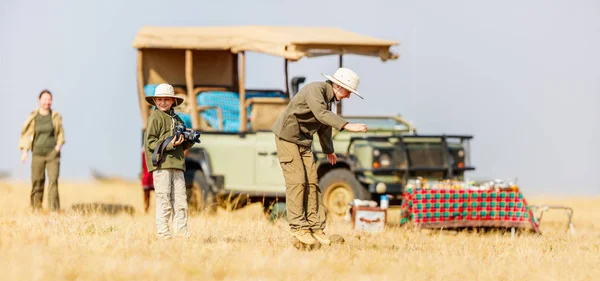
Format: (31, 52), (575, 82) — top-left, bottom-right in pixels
(132, 26), (476, 217)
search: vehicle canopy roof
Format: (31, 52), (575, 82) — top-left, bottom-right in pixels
(133, 26), (400, 132)
(132, 26), (399, 61)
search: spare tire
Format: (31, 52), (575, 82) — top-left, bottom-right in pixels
(319, 168), (370, 219)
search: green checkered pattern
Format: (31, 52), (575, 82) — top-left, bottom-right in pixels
(399, 188), (539, 232)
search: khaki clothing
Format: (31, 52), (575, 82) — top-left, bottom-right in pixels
(271, 81), (348, 155)
(144, 108), (194, 172)
(145, 107), (192, 239)
(31, 150), (60, 211)
(273, 81), (349, 234)
(275, 136), (326, 231)
(19, 110), (65, 152)
(153, 169), (189, 239)
(20, 109), (64, 212)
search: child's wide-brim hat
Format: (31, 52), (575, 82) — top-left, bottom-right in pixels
(321, 67), (363, 99)
(145, 83), (185, 106)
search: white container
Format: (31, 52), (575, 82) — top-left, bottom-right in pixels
(380, 195), (389, 209)
(352, 206), (387, 233)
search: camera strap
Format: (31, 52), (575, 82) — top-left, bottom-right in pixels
(152, 136), (174, 167)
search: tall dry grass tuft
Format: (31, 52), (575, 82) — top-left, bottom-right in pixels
(0, 181), (598, 281)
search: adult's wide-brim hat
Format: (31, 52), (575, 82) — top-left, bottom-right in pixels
(322, 67), (363, 99)
(145, 83), (185, 106)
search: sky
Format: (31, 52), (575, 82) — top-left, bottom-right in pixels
(1, 0), (598, 195)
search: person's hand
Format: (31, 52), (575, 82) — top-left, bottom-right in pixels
(171, 134), (184, 146)
(343, 123), (368, 133)
(327, 153), (337, 165)
(55, 144), (61, 152)
(21, 151), (28, 163)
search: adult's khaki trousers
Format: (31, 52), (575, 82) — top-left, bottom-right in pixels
(275, 136), (327, 231)
(31, 150), (60, 212)
(153, 169), (189, 239)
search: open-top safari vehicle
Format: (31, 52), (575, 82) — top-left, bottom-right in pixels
(132, 26), (480, 218)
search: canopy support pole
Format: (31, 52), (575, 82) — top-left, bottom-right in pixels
(137, 50), (149, 129)
(336, 54), (344, 115)
(186, 50), (200, 130)
(285, 59), (290, 98)
(239, 51), (247, 133)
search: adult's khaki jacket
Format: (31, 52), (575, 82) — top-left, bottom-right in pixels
(271, 81), (348, 154)
(19, 110), (65, 151)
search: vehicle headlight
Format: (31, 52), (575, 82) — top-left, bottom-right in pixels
(380, 154), (391, 168)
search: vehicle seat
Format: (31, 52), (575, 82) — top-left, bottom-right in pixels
(145, 86), (288, 132)
(197, 91), (245, 132)
(197, 90), (287, 132)
(249, 102), (287, 131)
(246, 91), (286, 130)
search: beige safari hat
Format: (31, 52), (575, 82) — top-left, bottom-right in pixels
(145, 83), (185, 106)
(322, 68), (363, 99)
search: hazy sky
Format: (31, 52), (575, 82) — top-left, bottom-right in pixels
(1, 0), (598, 195)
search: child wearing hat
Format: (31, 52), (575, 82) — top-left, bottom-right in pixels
(144, 83), (195, 239)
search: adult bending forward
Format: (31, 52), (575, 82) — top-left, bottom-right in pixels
(271, 68), (367, 246)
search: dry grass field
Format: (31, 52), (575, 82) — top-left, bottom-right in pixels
(0, 180), (598, 281)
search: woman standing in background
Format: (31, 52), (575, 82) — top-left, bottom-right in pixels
(19, 90), (65, 212)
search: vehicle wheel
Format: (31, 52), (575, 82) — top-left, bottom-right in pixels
(187, 170), (217, 215)
(319, 168), (369, 220)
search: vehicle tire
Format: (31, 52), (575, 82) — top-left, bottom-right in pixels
(187, 170), (217, 215)
(319, 168), (369, 220)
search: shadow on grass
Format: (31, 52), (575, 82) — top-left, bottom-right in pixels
(70, 203), (136, 216)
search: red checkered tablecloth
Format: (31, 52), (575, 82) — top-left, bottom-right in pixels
(399, 188), (540, 233)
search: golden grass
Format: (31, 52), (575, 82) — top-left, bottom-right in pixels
(0, 181), (598, 281)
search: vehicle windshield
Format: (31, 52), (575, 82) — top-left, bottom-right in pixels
(343, 117), (408, 131)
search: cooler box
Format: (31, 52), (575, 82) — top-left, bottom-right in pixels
(351, 206), (387, 233)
